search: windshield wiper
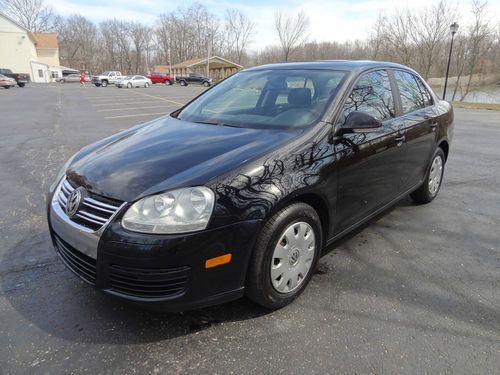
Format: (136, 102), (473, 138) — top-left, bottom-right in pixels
(196, 121), (242, 128)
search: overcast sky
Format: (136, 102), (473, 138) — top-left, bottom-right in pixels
(47, 0), (499, 50)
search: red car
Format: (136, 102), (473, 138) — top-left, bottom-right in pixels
(146, 72), (174, 85)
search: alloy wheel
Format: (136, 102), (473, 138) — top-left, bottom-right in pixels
(428, 155), (443, 196)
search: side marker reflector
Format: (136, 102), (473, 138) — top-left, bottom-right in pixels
(205, 253), (232, 269)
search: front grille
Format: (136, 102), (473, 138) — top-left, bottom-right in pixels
(57, 178), (123, 231)
(109, 264), (190, 299)
(53, 233), (97, 284)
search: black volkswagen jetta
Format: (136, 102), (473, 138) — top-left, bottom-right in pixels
(48, 61), (453, 310)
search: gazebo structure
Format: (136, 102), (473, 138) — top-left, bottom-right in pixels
(154, 56), (243, 82)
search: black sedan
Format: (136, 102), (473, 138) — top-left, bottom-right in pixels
(47, 61), (453, 310)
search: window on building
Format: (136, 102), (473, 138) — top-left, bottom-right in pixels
(38, 69), (43, 78)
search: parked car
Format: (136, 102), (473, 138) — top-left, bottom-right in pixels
(59, 74), (91, 83)
(92, 71), (122, 87)
(176, 73), (212, 87)
(48, 61), (453, 311)
(0, 68), (30, 87)
(147, 72), (174, 85)
(0, 74), (16, 89)
(115, 75), (152, 88)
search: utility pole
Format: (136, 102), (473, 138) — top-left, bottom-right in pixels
(206, 32), (211, 79)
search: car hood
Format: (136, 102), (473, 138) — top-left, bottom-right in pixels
(67, 116), (299, 202)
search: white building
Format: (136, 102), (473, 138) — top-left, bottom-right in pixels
(0, 12), (64, 82)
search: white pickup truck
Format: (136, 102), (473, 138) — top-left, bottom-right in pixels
(92, 71), (123, 87)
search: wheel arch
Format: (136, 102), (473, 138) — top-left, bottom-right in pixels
(266, 191), (330, 249)
(438, 139), (449, 162)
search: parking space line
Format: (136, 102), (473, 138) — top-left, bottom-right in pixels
(92, 100), (164, 106)
(104, 112), (171, 119)
(127, 90), (184, 105)
(97, 105), (178, 112)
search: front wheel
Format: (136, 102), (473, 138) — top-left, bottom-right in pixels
(4, 86), (10, 89)
(94, 83), (101, 87)
(127, 83), (132, 89)
(101, 81), (108, 87)
(246, 202), (322, 309)
(18, 83), (25, 87)
(144, 82), (150, 88)
(203, 81), (210, 87)
(410, 148), (445, 203)
(179, 80), (187, 86)
(165, 80), (173, 86)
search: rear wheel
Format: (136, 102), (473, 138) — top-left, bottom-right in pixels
(127, 82), (132, 89)
(4, 86), (10, 89)
(18, 83), (25, 87)
(203, 81), (210, 87)
(144, 82), (150, 88)
(179, 80), (187, 86)
(410, 148), (445, 203)
(246, 202), (322, 309)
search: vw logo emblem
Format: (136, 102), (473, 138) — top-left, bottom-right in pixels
(65, 187), (86, 217)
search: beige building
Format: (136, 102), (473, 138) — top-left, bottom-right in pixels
(0, 12), (63, 82)
(154, 56), (243, 82)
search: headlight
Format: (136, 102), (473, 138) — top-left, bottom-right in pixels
(122, 187), (215, 234)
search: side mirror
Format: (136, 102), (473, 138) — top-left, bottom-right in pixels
(338, 111), (382, 135)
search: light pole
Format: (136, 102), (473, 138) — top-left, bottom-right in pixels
(443, 22), (459, 100)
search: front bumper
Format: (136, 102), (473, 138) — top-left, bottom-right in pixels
(47, 185), (261, 311)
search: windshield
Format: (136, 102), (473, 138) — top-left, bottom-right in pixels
(176, 69), (346, 129)
(122, 76), (131, 80)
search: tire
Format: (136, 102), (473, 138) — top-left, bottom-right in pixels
(179, 80), (187, 86)
(144, 82), (150, 88)
(410, 148), (445, 204)
(60, 79), (65, 84)
(165, 80), (173, 86)
(94, 83), (101, 87)
(127, 83), (132, 89)
(246, 202), (322, 309)
(203, 81), (210, 87)
(4, 86), (10, 89)
(101, 80), (108, 87)
(18, 83), (25, 87)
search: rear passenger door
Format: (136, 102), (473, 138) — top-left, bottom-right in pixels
(335, 70), (406, 232)
(392, 70), (437, 191)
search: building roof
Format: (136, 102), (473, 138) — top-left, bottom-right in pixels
(171, 56), (243, 69)
(33, 32), (58, 49)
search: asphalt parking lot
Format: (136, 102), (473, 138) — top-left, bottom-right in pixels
(1, 83), (499, 374)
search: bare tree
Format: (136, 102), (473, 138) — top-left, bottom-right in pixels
(57, 15), (98, 71)
(129, 23), (151, 73)
(274, 10), (309, 61)
(458, 0), (494, 100)
(1, 0), (55, 31)
(408, 0), (457, 79)
(225, 9), (254, 64)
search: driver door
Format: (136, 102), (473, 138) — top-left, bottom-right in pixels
(334, 70), (405, 233)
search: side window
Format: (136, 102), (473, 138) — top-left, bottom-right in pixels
(415, 76), (434, 107)
(394, 70), (426, 113)
(342, 70), (395, 123)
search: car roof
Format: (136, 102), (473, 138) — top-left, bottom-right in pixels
(244, 60), (412, 73)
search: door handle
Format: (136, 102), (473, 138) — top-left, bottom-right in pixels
(430, 122), (438, 131)
(394, 135), (406, 144)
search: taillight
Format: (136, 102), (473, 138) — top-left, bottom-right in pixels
(16, 74), (20, 79)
